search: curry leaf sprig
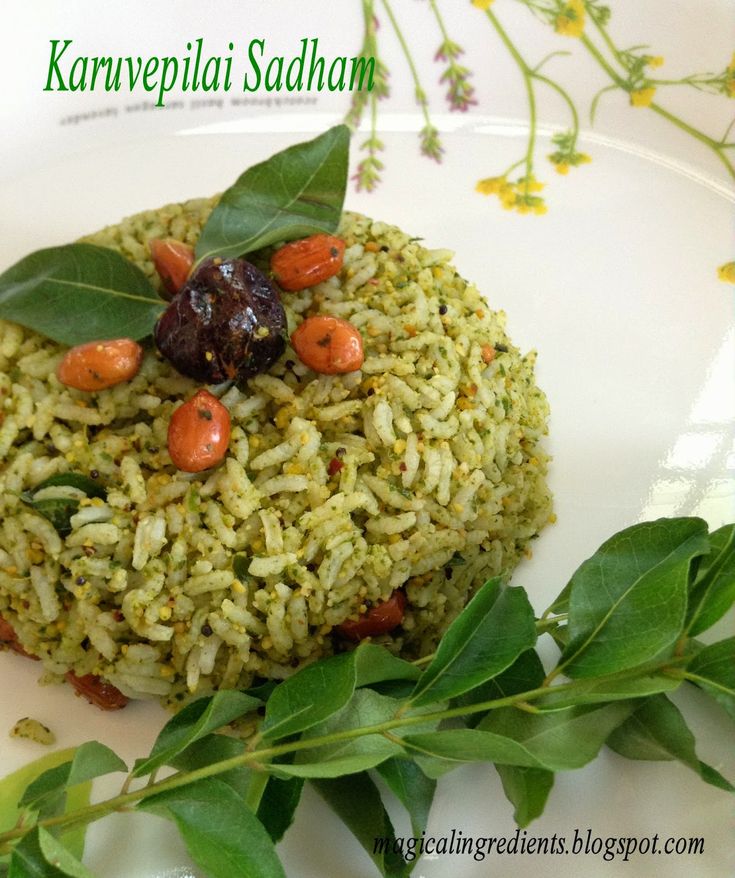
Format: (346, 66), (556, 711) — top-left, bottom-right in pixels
(1, 517), (733, 878)
(0, 126), (350, 346)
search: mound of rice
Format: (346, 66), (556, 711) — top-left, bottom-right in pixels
(0, 200), (552, 706)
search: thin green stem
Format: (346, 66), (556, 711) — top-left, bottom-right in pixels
(0, 654), (690, 851)
(427, 0), (451, 46)
(380, 0), (432, 131)
(485, 8), (537, 190)
(411, 653), (435, 668)
(534, 73), (579, 139)
(581, 33), (626, 87)
(588, 9), (625, 68)
(535, 613), (568, 634)
(648, 103), (735, 180)
(682, 671), (734, 699)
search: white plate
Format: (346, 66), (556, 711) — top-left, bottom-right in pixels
(1, 122), (734, 878)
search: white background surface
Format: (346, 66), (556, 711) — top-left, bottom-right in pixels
(1, 2), (734, 877)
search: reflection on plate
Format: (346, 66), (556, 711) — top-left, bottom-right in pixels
(0, 123), (733, 878)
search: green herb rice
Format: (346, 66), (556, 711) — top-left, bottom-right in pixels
(0, 202), (552, 707)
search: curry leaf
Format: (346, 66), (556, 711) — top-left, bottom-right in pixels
(685, 638), (735, 720)
(168, 734), (251, 799)
(256, 775), (304, 844)
(312, 773), (410, 878)
(275, 690), (404, 778)
(27, 475), (105, 500)
(534, 671), (681, 711)
(353, 643), (421, 686)
(140, 778), (286, 878)
(560, 518), (709, 678)
(19, 743), (126, 811)
(452, 649), (545, 726)
(686, 525), (735, 636)
(21, 474), (107, 538)
(494, 765), (554, 828)
(477, 701), (636, 770)
(0, 750), (90, 863)
(9, 827), (95, 878)
(410, 579), (537, 707)
(262, 652), (356, 741)
(195, 125), (350, 263)
(376, 758), (436, 840)
(607, 694), (734, 792)
(134, 690), (261, 777)
(0, 244), (164, 345)
(402, 728), (542, 769)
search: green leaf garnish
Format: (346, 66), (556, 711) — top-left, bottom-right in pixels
(21, 473), (106, 538)
(195, 125), (350, 263)
(494, 765), (554, 829)
(0, 245), (164, 345)
(9, 826), (95, 878)
(686, 524), (735, 636)
(607, 693), (735, 792)
(313, 773), (411, 878)
(410, 578), (536, 706)
(134, 690), (261, 778)
(19, 742), (125, 814)
(685, 638), (735, 720)
(559, 518), (709, 678)
(140, 778), (286, 878)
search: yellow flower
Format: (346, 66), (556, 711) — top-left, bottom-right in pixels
(522, 176), (545, 193)
(647, 56), (664, 68)
(717, 261), (735, 284)
(554, 162), (569, 175)
(476, 176), (505, 195)
(534, 203), (548, 215)
(630, 87), (656, 107)
(554, 0), (585, 37)
(471, 0), (495, 9)
(500, 186), (517, 209)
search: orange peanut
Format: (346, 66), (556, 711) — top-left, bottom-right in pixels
(168, 389), (231, 473)
(56, 339), (144, 392)
(337, 590), (407, 641)
(150, 238), (195, 298)
(66, 671), (129, 710)
(271, 234), (345, 291)
(291, 315), (364, 374)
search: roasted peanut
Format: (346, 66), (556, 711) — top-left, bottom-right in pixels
(65, 671), (129, 710)
(337, 590), (407, 641)
(167, 389), (231, 472)
(291, 315), (364, 374)
(270, 234), (345, 291)
(150, 238), (195, 299)
(56, 339), (143, 392)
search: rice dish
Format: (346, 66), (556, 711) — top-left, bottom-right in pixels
(0, 200), (552, 706)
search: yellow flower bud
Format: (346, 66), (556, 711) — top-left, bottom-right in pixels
(554, 0), (585, 37)
(717, 262), (735, 284)
(475, 176), (504, 195)
(630, 87), (656, 107)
